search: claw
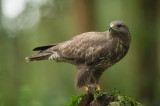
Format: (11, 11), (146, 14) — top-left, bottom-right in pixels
(85, 87), (88, 91)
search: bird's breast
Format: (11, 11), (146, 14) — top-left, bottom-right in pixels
(95, 38), (129, 70)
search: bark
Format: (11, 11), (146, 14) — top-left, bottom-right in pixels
(137, 0), (159, 101)
(73, 0), (97, 33)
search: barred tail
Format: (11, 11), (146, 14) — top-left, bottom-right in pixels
(25, 52), (51, 62)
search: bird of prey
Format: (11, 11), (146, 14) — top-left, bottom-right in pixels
(25, 21), (131, 90)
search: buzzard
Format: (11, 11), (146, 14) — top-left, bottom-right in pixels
(25, 21), (131, 90)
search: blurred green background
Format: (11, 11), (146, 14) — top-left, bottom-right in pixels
(0, 0), (160, 106)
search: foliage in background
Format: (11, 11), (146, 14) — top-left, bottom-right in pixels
(0, 0), (160, 105)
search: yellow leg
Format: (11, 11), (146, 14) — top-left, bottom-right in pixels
(85, 84), (100, 91)
(85, 86), (88, 91)
(97, 85), (101, 90)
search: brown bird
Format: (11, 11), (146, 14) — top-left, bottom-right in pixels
(25, 21), (131, 90)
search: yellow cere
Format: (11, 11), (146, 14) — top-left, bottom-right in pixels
(110, 24), (114, 28)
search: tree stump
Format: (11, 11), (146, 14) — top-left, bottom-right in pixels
(66, 85), (142, 106)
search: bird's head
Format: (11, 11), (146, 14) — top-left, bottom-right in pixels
(109, 21), (129, 35)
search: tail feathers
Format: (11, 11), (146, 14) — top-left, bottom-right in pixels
(25, 52), (51, 62)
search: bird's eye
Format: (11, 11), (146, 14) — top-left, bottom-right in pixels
(117, 24), (122, 28)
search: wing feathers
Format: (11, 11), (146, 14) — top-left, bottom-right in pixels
(33, 44), (57, 51)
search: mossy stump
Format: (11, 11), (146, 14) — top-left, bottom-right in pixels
(66, 86), (142, 106)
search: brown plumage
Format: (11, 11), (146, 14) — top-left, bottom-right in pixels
(25, 21), (131, 89)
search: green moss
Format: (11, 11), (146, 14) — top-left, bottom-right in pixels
(66, 90), (142, 106)
(94, 91), (106, 99)
(108, 90), (142, 106)
(65, 93), (85, 106)
(107, 90), (120, 97)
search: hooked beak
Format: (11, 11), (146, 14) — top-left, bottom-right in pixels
(109, 24), (114, 32)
